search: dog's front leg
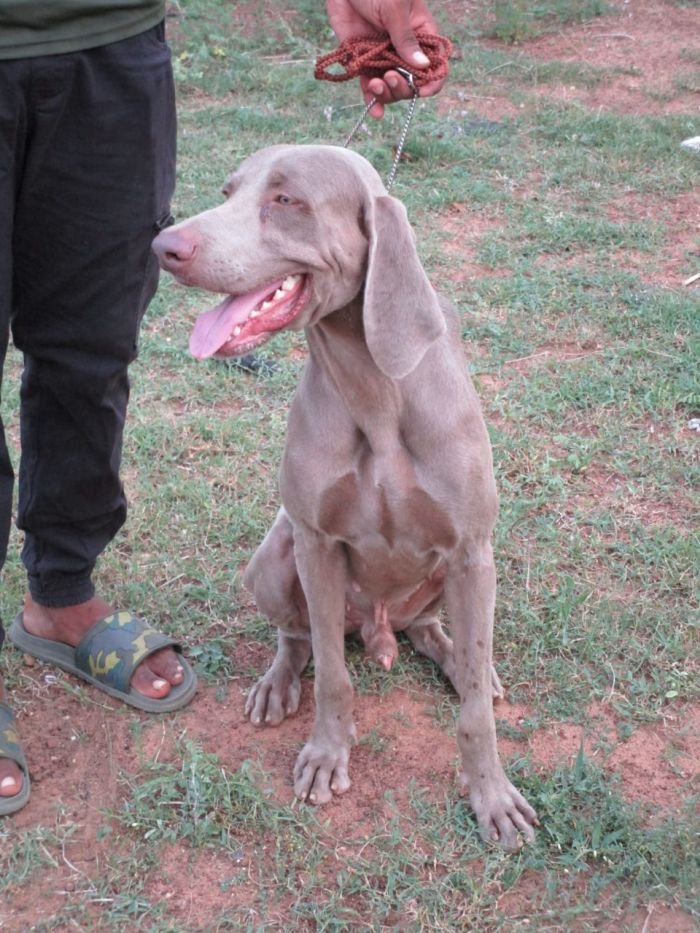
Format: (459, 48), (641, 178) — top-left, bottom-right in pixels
(291, 524), (355, 804)
(446, 542), (538, 849)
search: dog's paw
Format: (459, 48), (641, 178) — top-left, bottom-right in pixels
(245, 667), (302, 726)
(459, 772), (538, 851)
(490, 665), (505, 701)
(293, 740), (352, 804)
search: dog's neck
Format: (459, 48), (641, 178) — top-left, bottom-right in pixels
(304, 296), (403, 448)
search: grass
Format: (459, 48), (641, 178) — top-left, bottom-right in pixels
(9, 739), (694, 929)
(483, 0), (610, 44)
(1, 0), (698, 929)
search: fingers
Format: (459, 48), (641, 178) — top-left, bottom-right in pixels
(362, 71), (416, 120)
(362, 69), (445, 120)
(325, 0), (447, 117)
(380, 0), (434, 71)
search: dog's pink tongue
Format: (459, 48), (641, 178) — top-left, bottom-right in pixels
(189, 281), (280, 359)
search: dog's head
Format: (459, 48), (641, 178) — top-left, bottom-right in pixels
(153, 144), (444, 378)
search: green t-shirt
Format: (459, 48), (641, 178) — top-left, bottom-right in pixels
(0, 1), (166, 59)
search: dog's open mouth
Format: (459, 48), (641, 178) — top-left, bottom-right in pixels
(189, 273), (309, 359)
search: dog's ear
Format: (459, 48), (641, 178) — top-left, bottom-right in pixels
(363, 195), (445, 379)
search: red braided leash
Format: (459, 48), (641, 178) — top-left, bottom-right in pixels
(315, 32), (452, 88)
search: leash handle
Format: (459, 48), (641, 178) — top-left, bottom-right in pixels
(315, 32), (452, 87)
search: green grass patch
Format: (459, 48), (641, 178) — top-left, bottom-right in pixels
(482, 0), (609, 44)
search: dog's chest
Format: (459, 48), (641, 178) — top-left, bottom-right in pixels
(280, 342), (484, 583)
(314, 447), (458, 553)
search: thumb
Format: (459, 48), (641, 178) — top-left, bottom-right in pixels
(384, 4), (430, 69)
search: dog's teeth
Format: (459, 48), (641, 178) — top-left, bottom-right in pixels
(249, 308), (259, 318)
(282, 275), (298, 290)
(260, 299), (274, 311)
(233, 325), (241, 336)
(274, 288), (285, 299)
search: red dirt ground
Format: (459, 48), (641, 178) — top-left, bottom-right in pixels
(5, 676), (698, 929)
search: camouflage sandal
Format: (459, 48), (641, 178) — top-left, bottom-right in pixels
(9, 611), (197, 713)
(0, 701), (30, 816)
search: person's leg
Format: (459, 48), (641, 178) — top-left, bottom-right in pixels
(0, 421), (23, 798)
(0, 640), (24, 802)
(0, 667), (25, 803)
(0, 58), (23, 801)
(11, 25), (184, 700)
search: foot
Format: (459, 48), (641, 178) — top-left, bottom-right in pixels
(245, 633), (311, 726)
(459, 767), (538, 850)
(0, 679), (23, 802)
(21, 595), (185, 701)
(293, 736), (353, 804)
(246, 664), (303, 726)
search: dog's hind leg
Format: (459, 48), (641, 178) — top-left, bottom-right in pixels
(406, 618), (504, 700)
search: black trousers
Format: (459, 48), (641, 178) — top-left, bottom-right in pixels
(0, 23), (176, 617)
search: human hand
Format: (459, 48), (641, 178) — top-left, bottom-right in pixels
(325, 0), (447, 118)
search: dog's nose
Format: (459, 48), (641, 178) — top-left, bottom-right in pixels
(152, 227), (198, 271)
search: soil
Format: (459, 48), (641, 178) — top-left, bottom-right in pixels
(5, 677), (699, 930)
(3, 1), (699, 930)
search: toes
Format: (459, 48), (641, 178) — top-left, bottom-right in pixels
(330, 769), (352, 796)
(257, 691), (285, 726)
(490, 666), (505, 701)
(244, 688), (259, 721)
(145, 646), (184, 685)
(297, 775), (333, 806)
(129, 646), (186, 699)
(285, 680), (301, 716)
(470, 779), (538, 850)
(130, 661), (171, 699)
(245, 673), (301, 726)
(483, 803), (537, 850)
(512, 810), (537, 844)
(293, 745), (351, 805)
(295, 771), (349, 805)
(492, 814), (525, 851)
(0, 760), (23, 798)
(246, 690), (275, 726)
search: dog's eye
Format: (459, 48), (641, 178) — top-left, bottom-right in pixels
(276, 194), (294, 205)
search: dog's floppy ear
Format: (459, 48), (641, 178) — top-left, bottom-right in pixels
(363, 195), (445, 379)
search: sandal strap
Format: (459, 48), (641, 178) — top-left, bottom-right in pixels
(74, 612), (179, 694)
(0, 702), (27, 772)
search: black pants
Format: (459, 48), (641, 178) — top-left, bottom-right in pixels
(0, 23), (176, 619)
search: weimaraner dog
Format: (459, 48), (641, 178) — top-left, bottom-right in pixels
(153, 144), (537, 848)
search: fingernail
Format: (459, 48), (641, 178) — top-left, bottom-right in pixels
(413, 51), (430, 67)
(1, 776), (17, 790)
(153, 678), (168, 689)
(387, 75), (398, 90)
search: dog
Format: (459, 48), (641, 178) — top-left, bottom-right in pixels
(152, 144), (537, 848)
